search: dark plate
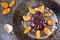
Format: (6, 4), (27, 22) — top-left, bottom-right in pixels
(13, 0), (60, 40)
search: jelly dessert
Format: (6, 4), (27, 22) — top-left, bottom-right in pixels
(22, 5), (56, 39)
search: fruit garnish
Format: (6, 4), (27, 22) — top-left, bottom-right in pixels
(44, 12), (53, 17)
(9, 0), (15, 8)
(36, 30), (41, 39)
(1, 2), (8, 8)
(24, 26), (32, 34)
(44, 27), (52, 36)
(38, 5), (44, 12)
(47, 20), (56, 26)
(23, 15), (31, 21)
(28, 7), (36, 14)
(2, 8), (11, 15)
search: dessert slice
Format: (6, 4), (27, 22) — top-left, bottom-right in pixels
(23, 15), (31, 21)
(28, 7), (36, 14)
(38, 5), (44, 12)
(44, 27), (52, 36)
(24, 26), (32, 34)
(36, 30), (41, 39)
(47, 20), (56, 26)
(44, 12), (53, 17)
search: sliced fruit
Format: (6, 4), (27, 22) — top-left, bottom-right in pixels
(36, 30), (41, 39)
(47, 20), (56, 26)
(23, 15), (31, 21)
(44, 27), (52, 36)
(9, 0), (15, 8)
(44, 12), (53, 17)
(38, 5), (44, 12)
(24, 26), (32, 34)
(2, 8), (11, 15)
(28, 7), (36, 14)
(1, 2), (8, 8)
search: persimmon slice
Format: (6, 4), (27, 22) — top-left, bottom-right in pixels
(47, 20), (56, 26)
(38, 5), (44, 12)
(1, 2), (8, 8)
(2, 8), (11, 15)
(44, 12), (53, 17)
(9, 0), (15, 8)
(36, 30), (41, 39)
(29, 7), (36, 14)
(23, 15), (31, 21)
(24, 26), (32, 34)
(44, 27), (52, 36)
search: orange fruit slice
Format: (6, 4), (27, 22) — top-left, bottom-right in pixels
(1, 2), (8, 8)
(44, 12), (53, 17)
(47, 20), (56, 26)
(2, 8), (11, 15)
(24, 26), (32, 34)
(29, 7), (36, 14)
(44, 27), (52, 36)
(36, 30), (41, 39)
(38, 5), (44, 12)
(9, 0), (15, 8)
(23, 15), (31, 21)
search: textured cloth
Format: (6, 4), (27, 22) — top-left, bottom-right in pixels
(0, 0), (60, 40)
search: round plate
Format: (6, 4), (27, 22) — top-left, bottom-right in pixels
(13, 0), (60, 40)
